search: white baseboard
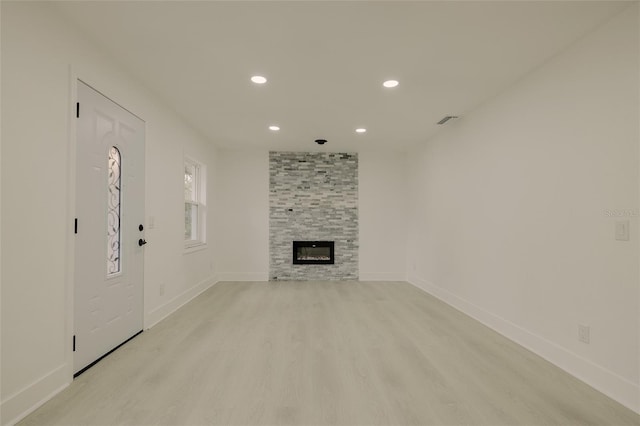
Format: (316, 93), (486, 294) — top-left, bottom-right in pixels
(145, 274), (219, 329)
(217, 272), (269, 282)
(359, 272), (407, 281)
(1, 364), (69, 426)
(406, 274), (640, 415)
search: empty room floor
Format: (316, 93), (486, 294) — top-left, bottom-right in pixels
(19, 281), (640, 426)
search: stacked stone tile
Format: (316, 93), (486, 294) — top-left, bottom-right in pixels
(269, 152), (358, 281)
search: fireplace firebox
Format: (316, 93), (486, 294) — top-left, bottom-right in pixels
(293, 241), (334, 265)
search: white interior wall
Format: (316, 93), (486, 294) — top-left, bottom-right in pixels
(406, 5), (639, 412)
(0, 3), (218, 424)
(215, 150), (270, 281)
(359, 151), (407, 281)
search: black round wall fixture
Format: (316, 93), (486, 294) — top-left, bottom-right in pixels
(315, 139), (327, 145)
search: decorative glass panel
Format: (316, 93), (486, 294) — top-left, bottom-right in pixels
(107, 147), (121, 275)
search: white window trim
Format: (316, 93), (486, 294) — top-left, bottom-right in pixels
(184, 156), (207, 252)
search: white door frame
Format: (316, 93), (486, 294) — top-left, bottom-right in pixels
(64, 67), (147, 382)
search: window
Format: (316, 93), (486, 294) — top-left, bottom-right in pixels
(184, 157), (206, 249)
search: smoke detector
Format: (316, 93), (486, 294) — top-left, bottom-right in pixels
(315, 139), (327, 145)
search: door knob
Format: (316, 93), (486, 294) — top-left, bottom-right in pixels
(138, 239), (147, 247)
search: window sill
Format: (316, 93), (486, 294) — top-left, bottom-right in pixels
(184, 243), (208, 255)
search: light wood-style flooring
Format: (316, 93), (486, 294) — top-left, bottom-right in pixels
(20, 281), (640, 425)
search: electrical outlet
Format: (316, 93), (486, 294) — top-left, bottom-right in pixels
(578, 324), (590, 344)
(159, 283), (165, 296)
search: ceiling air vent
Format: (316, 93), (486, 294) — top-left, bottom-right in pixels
(437, 115), (459, 125)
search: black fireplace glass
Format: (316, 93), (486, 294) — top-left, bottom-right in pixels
(293, 241), (334, 265)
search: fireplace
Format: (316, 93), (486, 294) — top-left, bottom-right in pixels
(293, 241), (334, 265)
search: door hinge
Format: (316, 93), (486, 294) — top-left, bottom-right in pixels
(74, 218), (78, 234)
(76, 102), (80, 118)
(73, 335), (76, 352)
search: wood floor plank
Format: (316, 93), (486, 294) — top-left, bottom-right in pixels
(18, 281), (640, 426)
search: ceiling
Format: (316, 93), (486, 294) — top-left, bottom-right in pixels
(52, 1), (629, 152)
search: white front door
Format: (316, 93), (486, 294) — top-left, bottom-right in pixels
(74, 81), (145, 375)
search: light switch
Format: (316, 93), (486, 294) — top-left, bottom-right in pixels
(615, 220), (629, 241)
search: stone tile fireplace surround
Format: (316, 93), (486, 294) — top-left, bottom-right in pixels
(269, 152), (358, 281)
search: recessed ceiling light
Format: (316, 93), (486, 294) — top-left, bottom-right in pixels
(355, 128), (367, 133)
(269, 125), (280, 131)
(251, 75), (267, 84)
(383, 80), (399, 88)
